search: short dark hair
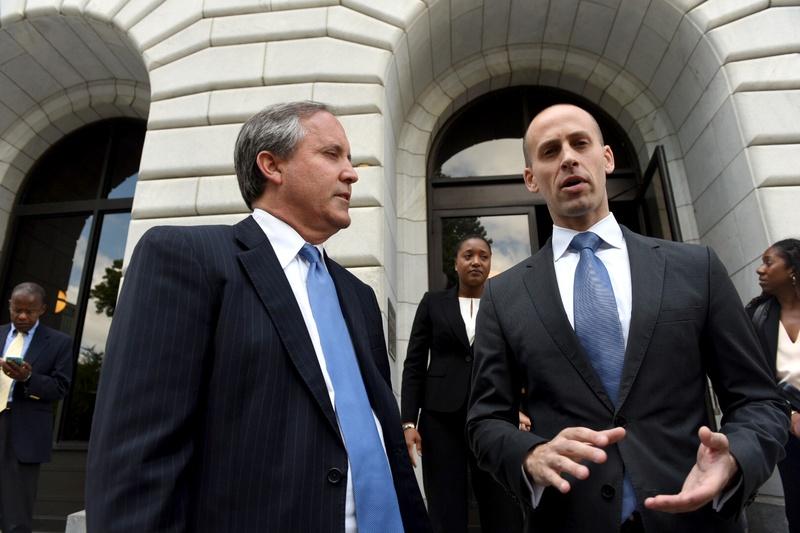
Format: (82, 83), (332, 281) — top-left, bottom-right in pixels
(771, 238), (800, 276)
(10, 282), (46, 304)
(234, 101), (330, 209)
(455, 234), (492, 255)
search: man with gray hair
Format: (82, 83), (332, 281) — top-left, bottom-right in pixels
(87, 102), (430, 532)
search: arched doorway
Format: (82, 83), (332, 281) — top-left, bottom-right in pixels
(427, 86), (677, 289)
(0, 117), (145, 527)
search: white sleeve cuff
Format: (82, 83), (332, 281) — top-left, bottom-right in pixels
(521, 465), (546, 508)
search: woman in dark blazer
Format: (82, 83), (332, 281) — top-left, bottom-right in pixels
(401, 235), (523, 533)
(747, 238), (800, 532)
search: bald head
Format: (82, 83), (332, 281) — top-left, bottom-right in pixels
(523, 104), (604, 167)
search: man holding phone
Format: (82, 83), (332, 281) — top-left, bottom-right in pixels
(1, 282), (73, 533)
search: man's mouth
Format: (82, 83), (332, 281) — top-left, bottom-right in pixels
(560, 175), (587, 192)
(335, 192), (351, 202)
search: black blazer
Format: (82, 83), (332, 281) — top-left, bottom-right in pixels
(401, 287), (474, 422)
(1, 323), (72, 463)
(467, 228), (788, 533)
(746, 297), (780, 372)
(86, 217), (430, 533)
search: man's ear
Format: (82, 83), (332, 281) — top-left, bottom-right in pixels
(523, 168), (539, 193)
(603, 145), (615, 174)
(255, 151), (283, 186)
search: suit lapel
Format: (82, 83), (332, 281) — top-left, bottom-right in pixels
(443, 286), (470, 350)
(234, 217), (339, 434)
(616, 228), (664, 409)
(524, 241), (615, 412)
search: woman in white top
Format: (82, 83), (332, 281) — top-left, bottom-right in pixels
(400, 235), (524, 533)
(748, 238), (800, 532)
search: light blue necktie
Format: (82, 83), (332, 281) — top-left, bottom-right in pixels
(570, 232), (636, 522)
(299, 244), (404, 533)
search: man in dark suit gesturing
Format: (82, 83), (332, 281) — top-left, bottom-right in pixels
(1, 282), (73, 533)
(466, 104), (789, 533)
(86, 102), (429, 533)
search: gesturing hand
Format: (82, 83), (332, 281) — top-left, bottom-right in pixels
(644, 426), (739, 513)
(523, 426), (626, 493)
(404, 427), (422, 468)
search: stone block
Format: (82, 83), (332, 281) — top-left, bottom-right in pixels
(396, 172), (426, 220)
(677, 68), (728, 153)
(726, 53), (800, 92)
(208, 84), (313, 125)
(393, 36), (415, 114)
(700, 209), (745, 273)
(571, 1), (615, 54)
(84, 0), (128, 20)
(264, 37), (390, 85)
(455, 56), (491, 92)
(507, 0), (547, 45)
(328, 5), (401, 51)
(735, 90), (800, 146)
(733, 189), (770, 272)
(543, 0), (578, 46)
(692, 0), (769, 33)
(398, 218), (426, 255)
(0, 0), (25, 25)
(759, 186), (800, 243)
(195, 175), (248, 215)
(64, 16), (133, 80)
(692, 150), (752, 236)
(114, 0), (161, 31)
(482, 0), (510, 51)
(428, 0), (452, 77)
(650, 17), (702, 103)
(202, 0), (269, 17)
(4, 23), (82, 90)
(143, 18), (212, 70)
(351, 165), (384, 208)
(406, 9), (433, 97)
(148, 92), (210, 129)
(0, 29), (25, 65)
(131, 177), (199, 219)
(747, 145), (800, 188)
(451, 5), (482, 64)
(603, 0), (648, 66)
(312, 83), (384, 115)
(128, 0), (202, 51)
(624, 29), (668, 86)
(642, 0), (682, 41)
(339, 113), (384, 166)
(150, 43), (265, 101)
(341, 0), (425, 28)
(708, 6), (800, 63)
(139, 123), (240, 180)
(210, 8), (325, 47)
(326, 206), (383, 267)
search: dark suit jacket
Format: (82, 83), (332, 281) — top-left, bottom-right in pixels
(86, 217), (430, 533)
(1, 323), (72, 464)
(746, 298), (780, 372)
(401, 287), (473, 422)
(467, 227), (788, 533)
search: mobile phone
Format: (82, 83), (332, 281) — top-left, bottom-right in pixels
(4, 356), (23, 366)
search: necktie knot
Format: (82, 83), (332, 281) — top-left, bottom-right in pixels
(570, 231), (602, 253)
(299, 243), (322, 265)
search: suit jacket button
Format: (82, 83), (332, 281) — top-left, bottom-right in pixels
(327, 468), (344, 485)
(601, 484), (615, 500)
(614, 415), (627, 427)
(465, 355), (473, 362)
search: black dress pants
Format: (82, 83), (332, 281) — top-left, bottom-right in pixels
(419, 408), (523, 533)
(779, 433), (800, 533)
(0, 410), (40, 533)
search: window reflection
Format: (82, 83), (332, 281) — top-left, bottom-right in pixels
(61, 213), (130, 441)
(438, 139), (524, 179)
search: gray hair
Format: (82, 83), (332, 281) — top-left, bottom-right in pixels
(234, 101), (330, 209)
(10, 282), (46, 303)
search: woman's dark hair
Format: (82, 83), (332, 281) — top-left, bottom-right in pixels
(748, 238), (800, 308)
(455, 234), (492, 255)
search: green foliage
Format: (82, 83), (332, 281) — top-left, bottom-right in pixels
(90, 258), (122, 317)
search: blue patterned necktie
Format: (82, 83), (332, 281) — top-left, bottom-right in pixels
(299, 244), (404, 533)
(570, 232), (636, 522)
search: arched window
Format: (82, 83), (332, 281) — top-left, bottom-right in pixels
(428, 86), (662, 289)
(0, 118), (145, 442)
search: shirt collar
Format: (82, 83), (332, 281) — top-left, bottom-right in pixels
(552, 213), (624, 262)
(10, 320), (39, 338)
(251, 209), (325, 269)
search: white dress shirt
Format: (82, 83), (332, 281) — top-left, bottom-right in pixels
(458, 297), (480, 345)
(252, 209), (386, 533)
(2, 320), (39, 403)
